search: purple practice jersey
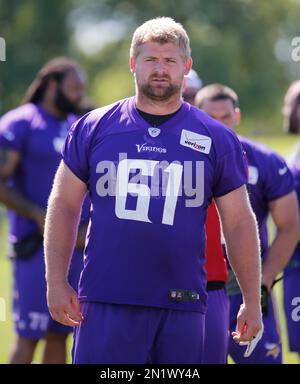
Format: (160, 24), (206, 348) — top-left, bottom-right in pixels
(239, 137), (295, 262)
(286, 161), (300, 270)
(63, 97), (247, 313)
(0, 103), (78, 242)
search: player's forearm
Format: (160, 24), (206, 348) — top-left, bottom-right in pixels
(0, 179), (43, 221)
(225, 214), (261, 305)
(44, 195), (81, 286)
(262, 227), (299, 288)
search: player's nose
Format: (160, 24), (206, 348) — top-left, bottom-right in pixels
(153, 61), (168, 74)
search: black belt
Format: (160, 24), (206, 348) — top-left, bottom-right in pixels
(206, 281), (225, 291)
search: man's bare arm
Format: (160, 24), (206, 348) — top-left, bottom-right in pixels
(44, 160), (87, 326)
(262, 192), (300, 290)
(0, 148), (45, 232)
(215, 185), (262, 342)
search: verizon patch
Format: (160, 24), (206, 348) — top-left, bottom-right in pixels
(180, 129), (212, 154)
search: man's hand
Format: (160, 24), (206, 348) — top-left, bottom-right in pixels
(47, 282), (84, 327)
(44, 163), (87, 328)
(232, 302), (263, 357)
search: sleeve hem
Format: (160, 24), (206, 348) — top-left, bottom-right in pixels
(213, 181), (247, 198)
(0, 141), (22, 153)
(266, 188), (295, 202)
(62, 157), (88, 184)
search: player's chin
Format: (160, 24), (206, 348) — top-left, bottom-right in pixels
(150, 85), (170, 96)
(153, 87), (178, 99)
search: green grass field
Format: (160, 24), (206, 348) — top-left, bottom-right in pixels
(0, 135), (299, 364)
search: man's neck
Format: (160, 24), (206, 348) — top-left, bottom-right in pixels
(41, 100), (67, 120)
(135, 92), (183, 115)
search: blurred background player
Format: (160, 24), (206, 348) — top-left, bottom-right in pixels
(0, 57), (89, 363)
(282, 80), (300, 362)
(182, 68), (203, 105)
(195, 83), (300, 364)
(183, 70), (230, 364)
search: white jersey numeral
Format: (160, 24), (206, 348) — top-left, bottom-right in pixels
(162, 163), (183, 225)
(115, 159), (183, 226)
(28, 312), (49, 331)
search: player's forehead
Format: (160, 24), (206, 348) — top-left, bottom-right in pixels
(202, 98), (234, 115)
(138, 41), (182, 58)
(62, 69), (86, 88)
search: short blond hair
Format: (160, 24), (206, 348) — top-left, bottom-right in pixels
(130, 17), (191, 62)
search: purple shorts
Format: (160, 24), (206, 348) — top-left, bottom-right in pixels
(203, 288), (229, 364)
(12, 246), (83, 340)
(228, 293), (282, 364)
(72, 302), (205, 364)
(283, 268), (300, 354)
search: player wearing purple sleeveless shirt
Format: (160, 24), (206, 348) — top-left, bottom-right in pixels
(44, 18), (263, 364)
(196, 83), (300, 364)
(0, 58), (88, 363)
(282, 81), (300, 360)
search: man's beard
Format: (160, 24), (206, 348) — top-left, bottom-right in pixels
(139, 75), (181, 102)
(54, 87), (80, 115)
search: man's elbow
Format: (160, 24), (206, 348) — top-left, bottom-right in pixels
(278, 216), (300, 245)
(47, 189), (75, 216)
(290, 218), (300, 244)
(224, 209), (258, 237)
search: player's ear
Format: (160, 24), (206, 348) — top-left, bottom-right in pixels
(184, 58), (193, 75)
(235, 108), (241, 125)
(129, 57), (136, 74)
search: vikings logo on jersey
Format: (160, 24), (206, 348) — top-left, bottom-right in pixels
(265, 343), (281, 359)
(148, 127), (161, 138)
